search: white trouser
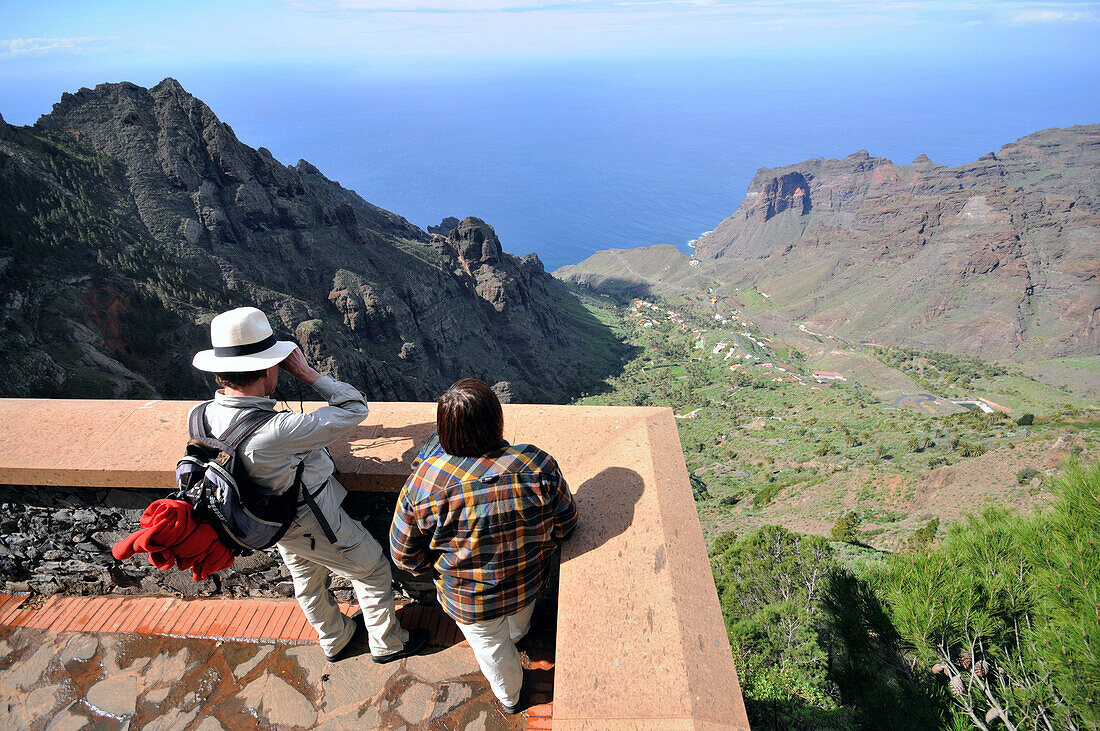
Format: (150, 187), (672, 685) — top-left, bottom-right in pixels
(456, 601), (537, 705)
(277, 510), (408, 658)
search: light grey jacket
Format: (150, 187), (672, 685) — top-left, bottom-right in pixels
(189, 375), (369, 548)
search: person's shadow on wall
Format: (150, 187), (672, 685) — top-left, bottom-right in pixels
(330, 421), (436, 475)
(562, 466), (645, 561)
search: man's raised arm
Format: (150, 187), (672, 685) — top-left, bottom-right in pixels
(270, 349), (370, 452)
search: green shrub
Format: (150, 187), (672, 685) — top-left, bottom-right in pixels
(1016, 412), (1035, 426)
(881, 461), (1100, 730)
(753, 483), (782, 507)
(830, 511), (862, 543)
(956, 441), (985, 458)
(906, 517), (939, 551)
(711, 526), (840, 728)
(1016, 465), (1040, 485)
(713, 526), (947, 728)
(689, 473), (710, 500)
(709, 530), (738, 556)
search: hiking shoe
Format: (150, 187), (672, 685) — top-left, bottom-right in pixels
(324, 611), (366, 662)
(501, 685), (528, 715)
(372, 628), (430, 664)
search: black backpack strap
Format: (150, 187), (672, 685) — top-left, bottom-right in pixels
(219, 409), (280, 449)
(189, 401), (212, 439)
(293, 463), (339, 546)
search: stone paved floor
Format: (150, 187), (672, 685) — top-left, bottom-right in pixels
(0, 598), (556, 730)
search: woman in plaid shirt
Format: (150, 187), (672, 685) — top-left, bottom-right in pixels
(389, 378), (578, 714)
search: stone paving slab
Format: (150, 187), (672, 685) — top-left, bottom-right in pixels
(0, 625), (530, 730)
(0, 594), (556, 729)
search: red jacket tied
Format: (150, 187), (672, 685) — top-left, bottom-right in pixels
(112, 499), (234, 581)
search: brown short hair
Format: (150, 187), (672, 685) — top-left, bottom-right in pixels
(215, 370), (267, 390)
(437, 378), (504, 457)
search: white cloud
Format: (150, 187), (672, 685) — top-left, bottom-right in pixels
(258, 0), (1100, 62)
(0, 37), (117, 57)
(1007, 8), (1094, 23)
(287, 0), (589, 9)
(284, 0), (1099, 24)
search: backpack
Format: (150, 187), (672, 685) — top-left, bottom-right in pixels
(173, 402), (336, 554)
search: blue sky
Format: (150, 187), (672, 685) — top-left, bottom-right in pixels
(2, 1), (1098, 79)
(4, 1), (1097, 139)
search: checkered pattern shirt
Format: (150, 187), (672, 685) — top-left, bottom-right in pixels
(389, 442), (578, 625)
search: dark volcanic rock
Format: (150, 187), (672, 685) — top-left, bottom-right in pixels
(0, 484), (434, 601)
(444, 217), (502, 265)
(0, 79), (624, 402)
(428, 216), (461, 237)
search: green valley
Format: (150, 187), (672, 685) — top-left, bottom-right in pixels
(570, 285), (1099, 729)
(573, 287), (1097, 549)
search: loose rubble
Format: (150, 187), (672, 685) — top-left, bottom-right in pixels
(0, 485), (433, 601)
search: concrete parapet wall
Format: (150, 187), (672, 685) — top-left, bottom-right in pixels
(0, 398), (749, 729)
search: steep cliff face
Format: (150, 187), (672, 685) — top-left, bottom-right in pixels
(689, 126), (1100, 359)
(0, 79), (623, 401)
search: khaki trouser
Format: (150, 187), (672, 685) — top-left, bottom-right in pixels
(277, 508), (407, 658)
(456, 601), (537, 706)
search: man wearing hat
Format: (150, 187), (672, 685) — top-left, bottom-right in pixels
(192, 306), (428, 662)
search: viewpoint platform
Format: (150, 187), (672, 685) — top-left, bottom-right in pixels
(0, 399), (748, 729)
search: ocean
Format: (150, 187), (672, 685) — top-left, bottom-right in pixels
(5, 56), (1099, 271)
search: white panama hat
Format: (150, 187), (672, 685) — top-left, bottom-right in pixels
(192, 307), (297, 373)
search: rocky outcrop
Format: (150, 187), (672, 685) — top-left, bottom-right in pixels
(687, 126), (1100, 359)
(428, 216), (461, 237)
(442, 217), (502, 266)
(0, 79), (624, 401)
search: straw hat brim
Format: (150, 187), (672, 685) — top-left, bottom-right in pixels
(192, 340), (296, 373)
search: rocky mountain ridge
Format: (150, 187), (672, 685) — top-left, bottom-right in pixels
(559, 125), (1099, 361)
(0, 79), (622, 401)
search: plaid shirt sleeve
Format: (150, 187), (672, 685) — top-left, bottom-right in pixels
(389, 473), (435, 575)
(546, 456), (579, 541)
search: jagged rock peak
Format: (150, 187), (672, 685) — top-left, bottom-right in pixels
(492, 381), (516, 404)
(428, 217), (461, 237)
(151, 77), (187, 94)
(40, 78), (225, 140)
(842, 149), (890, 172)
(446, 217), (502, 265)
(521, 252), (545, 273)
(52, 81), (145, 115)
(913, 153), (936, 165)
(295, 159), (323, 175)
